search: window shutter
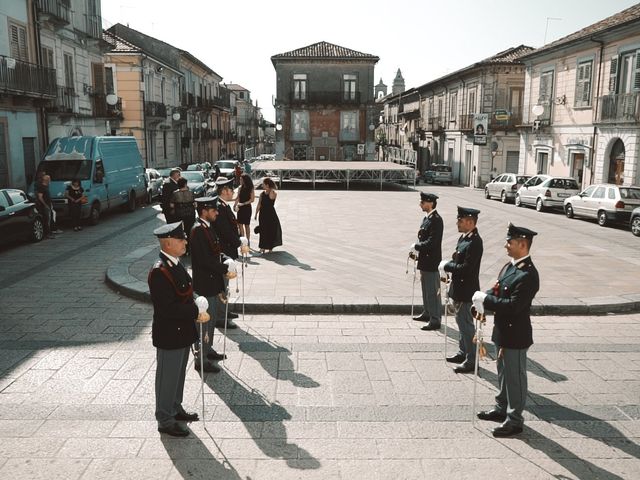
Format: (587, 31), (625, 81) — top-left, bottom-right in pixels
(9, 25), (19, 59)
(18, 26), (27, 61)
(575, 65), (584, 107)
(634, 51), (640, 91)
(609, 56), (619, 93)
(92, 63), (105, 94)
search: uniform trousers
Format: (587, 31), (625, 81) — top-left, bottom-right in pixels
(494, 344), (528, 428)
(454, 301), (476, 365)
(419, 270), (441, 325)
(155, 346), (190, 428)
(197, 294), (221, 357)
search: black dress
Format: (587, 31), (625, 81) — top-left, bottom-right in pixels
(258, 191), (282, 250)
(237, 187), (252, 225)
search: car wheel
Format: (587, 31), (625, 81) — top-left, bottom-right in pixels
(126, 191), (136, 212)
(536, 198), (544, 212)
(500, 190), (507, 203)
(597, 210), (608, 227)
(484, 188), (490, 199)
(631, 216), (640, 237)
(565, 203), (574, 219)
(31, 216), (44, 242)
(89, 202), (101, 226)
(515, 195), (522, 207)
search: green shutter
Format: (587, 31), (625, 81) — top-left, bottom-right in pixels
(633, 51), (640, 91)
(609, 56), (619, 93)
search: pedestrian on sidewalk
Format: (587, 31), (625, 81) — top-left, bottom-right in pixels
(65, 178), (84, 231)
(148, 221), (210, 437)
(254, 177), (282, 254)
(439, 206), (483, 374)
(161, 169), (181, 223)
(234, 173), (255, 248)
(35, 173), (59, 238)
(190, 196), (237, 373)
(474, 223), (539, 438)
(170, 177), (196, 252)
(411, 192), (443, 330)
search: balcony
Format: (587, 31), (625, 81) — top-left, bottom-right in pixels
(170, 105), (187, 123)
(488, 105), (523, 130)
(91, 93), (122, 119)
(289, 91), (361, 105)
(84, 15), (102, 39)
(46, 86), (75, 114)
(36, 0), (70, 25)
(459, 114), (474, 130)
(213, 95), (230, 108)
(145, 101), (167, 119)
(182, 92), (195, 108)
(595, 93), (640, 124)
(0, 56), (57, 99)
(427, 116), (444, 132)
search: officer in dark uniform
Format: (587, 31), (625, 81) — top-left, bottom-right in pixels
(212, 177), (244, 327)
(190, 197), (237, 373)
(148, 221), (210, 437)
(439, 206), (483, 373)
(161, 169), (181, 223)
(474, 223), (539, 437)
(411, 192), (443, 330)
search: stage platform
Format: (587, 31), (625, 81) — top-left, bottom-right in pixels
(250, 160), (417, 189)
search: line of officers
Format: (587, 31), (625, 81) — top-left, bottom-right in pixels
(148, 177), (247, 437)
(410, 191), (540, 438)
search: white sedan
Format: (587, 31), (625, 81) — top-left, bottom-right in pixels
(515, 175), (580, 212)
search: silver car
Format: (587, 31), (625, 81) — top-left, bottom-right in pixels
(516, 175), (580, 212)
(564, 183), (640, 227)
(485, 173), (530, 203)
(144, 168), (163, 203)
(631, 207), (640, 237)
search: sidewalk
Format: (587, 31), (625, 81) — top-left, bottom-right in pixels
(107, 188), (640, 315)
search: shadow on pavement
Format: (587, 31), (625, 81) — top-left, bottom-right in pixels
(204, 369), (321, 470)
(478, 363), (638, 480)
(256, 251), (315, 271)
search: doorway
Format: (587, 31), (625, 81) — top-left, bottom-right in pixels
(608, 139), (625, 185)
(571, 152), (584, 185)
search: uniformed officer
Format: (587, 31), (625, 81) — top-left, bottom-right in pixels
(411, 192), (443, 330)
(161, 169), (181, 223)
(212, 177), (246, 328)
(148, 221), (210, 437)
(439, 206), (483, 373)
(473, 223), (539, 437)
(190, 197), (237, 373)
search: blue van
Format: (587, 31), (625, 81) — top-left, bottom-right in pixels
(34, 136), (146, 225)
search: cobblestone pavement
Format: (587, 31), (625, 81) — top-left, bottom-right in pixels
(0, 190), (638, 479)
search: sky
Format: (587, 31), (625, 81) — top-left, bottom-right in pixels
(101, 0), (639, 122)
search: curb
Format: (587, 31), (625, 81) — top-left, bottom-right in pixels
(106, 246), (640, 316)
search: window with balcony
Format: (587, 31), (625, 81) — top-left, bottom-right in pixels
(63, 53), (74, 89)
(293, 74), (307, 100)
(340, 111), (358, 141)
(449, 91), (457, 121)
(538, 70), (554, 123)
(574, 60), (593, 108)
(9, 22), (28, 61)
(343, 74), (357, 101)
(291, 110), (309, 141)
(467, 88), (476, 114)
(41, 46), (54, 69)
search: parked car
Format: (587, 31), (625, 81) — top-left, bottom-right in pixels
(423, 164), (452, 185)
(485, 173), (531, 203)
(157, 167), (180, 179)
(515, 175), (580, 212)
(32, 136), (146, 225)
(215, 160), (239, 180)
(0, 189), (44, 246)
(563, 183), (640, 227)
(631, 207), (640, 237)
(186, 163), (204, 171)
(180, 171), (208, 197)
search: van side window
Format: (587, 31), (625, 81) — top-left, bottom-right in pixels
(94, 160), (105, 183)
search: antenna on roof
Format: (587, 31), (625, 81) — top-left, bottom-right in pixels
(543, 17), (562, 45)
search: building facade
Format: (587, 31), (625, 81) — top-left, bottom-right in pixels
(225, 84), (260, 160)
(518, 4), (640, 188)
(271, 41), (379, 161)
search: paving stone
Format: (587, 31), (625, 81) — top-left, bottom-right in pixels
(0, 458), (91, 480)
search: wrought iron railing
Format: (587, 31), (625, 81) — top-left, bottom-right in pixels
(145, 101), (167, 118)
(91, 93), (122, 118)
(36, 0), (70, 23)
(289, 91), (361, 104)
(0, 56), (57, 98)
(46, 86), (75, 113)
(596, 93), (640, 124)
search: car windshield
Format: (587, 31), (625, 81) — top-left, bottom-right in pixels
(217, 161), (236, 170)
(37, 160), (93, 181)
(181, 172), (204, 182)
(620, 188), (640, 200)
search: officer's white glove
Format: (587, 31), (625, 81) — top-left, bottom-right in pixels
(472, 291), (486, 314)
(240, 236), (248, 246)
(438, 260), (448, 278)
(195, 296), (209, 314)
(409, 243), (417, 251)
(223, 258), (237, 272)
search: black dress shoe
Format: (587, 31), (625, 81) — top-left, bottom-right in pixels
(194, 360), (220, 373)
(412, 314), (428, 322)
(175, 411), (199, 422)
(492, 424), (523, 437)
(446, 354), (465, 363)
(454, 363), (475, 374)
(158, 423), (189, 437)
(477, 409), (507, 422)
(207, 351), (227, 361)
(228, 312), (239, 319)
(421, 322), (441, 331)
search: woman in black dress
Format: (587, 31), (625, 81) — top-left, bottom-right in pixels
(234, 173), (255, 246)
(254, 177), (282, 253)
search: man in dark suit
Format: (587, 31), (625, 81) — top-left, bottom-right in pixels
(411, 192), (443, 330)
(439, 206), (483, 373)
(161, 169), (181, 223)
(148, 221), (210, 437)
(190, 197), (237, 373)
(474, 224), (540, 438)
(212, 177), (244, 327)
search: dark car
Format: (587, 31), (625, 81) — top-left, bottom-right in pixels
(0, 189), (44, 246)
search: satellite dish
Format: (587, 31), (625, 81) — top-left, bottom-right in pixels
(105, 94), (118, 106)
(531, 105), (544, 117)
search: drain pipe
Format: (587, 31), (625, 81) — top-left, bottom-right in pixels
(590, 38), (605, 187)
